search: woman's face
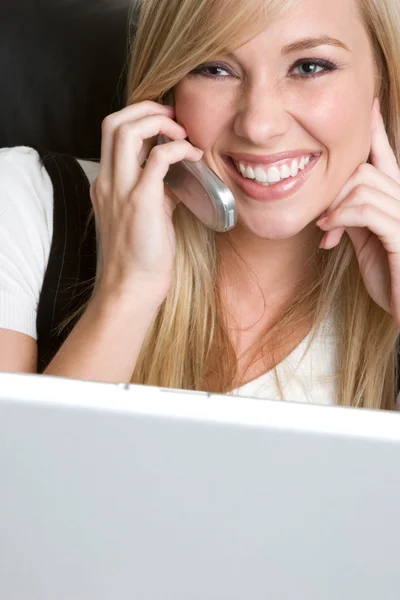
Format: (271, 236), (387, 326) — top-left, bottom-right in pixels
(174, 0), (377, 240)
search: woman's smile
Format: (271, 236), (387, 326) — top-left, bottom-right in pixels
(221, 152), (322, 202)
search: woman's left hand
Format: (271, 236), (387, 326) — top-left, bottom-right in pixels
(317, 98), (400, 326)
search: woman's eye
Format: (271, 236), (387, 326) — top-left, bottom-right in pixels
(190, 58), (337, 80)
(290, 59), (338, 79)
(190, 64), (232, 78)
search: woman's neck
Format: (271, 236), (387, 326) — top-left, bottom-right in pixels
(215, 223), (321, 388)
(217, 222), (320, 306)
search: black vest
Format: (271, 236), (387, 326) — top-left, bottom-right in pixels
(34, 149), (97, 373)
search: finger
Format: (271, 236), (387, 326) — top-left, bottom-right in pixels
(320, 227), (372, 253)
(133, 140), (203, 206)
(330, 183), (400, 220)
(317, 201), (400, 253)
(113, 117), (188, 197)
(370, 98), (400, 184)
(99, 102), (175, 190)
(319, 229), (345, 250)
(318, 182), (400, 249)
(327, 163), (400, 217)
(345, 225), (374, 255)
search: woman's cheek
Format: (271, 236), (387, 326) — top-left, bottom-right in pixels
(174, 84), (233, 149)
(307, 84), (371, 148)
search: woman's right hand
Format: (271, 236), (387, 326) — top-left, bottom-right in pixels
(90, 100), (203, 308)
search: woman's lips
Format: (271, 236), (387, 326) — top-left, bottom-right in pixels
(222, 154), (321, 201)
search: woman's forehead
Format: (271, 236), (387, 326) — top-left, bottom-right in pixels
(227, 0), (365, 55)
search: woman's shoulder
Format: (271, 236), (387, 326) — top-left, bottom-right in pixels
(0, 145), (44, 171)
(0, 146), (97, 341)
(0, 145), (40, 160)
(0, 145), (54, 227)
(0, 145), (53, 199)
(0, 146), (55, 339)
(0, 145), (99, 180)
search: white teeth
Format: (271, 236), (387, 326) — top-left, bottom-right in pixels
(235, 154), (313, 185)
(254, 167), (268, 183)
(290, 160), (299, 178)
(245, 166), (255, 179)
(267, 166), (281, 183)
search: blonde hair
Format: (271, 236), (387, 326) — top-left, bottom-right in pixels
(73, 0), (400, 408)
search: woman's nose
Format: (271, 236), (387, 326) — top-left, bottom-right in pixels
(233, 85), (291, 146)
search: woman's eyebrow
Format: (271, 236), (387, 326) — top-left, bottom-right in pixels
(281, 35), (350, 55)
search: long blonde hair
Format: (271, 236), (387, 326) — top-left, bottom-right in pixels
(74, 0), (400, 408)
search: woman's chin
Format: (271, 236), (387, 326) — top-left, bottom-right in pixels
(236, 214), (313, 241)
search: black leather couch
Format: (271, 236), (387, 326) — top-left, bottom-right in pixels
(0, 0), (132, 159)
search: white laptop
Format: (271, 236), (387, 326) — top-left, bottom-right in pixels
(1, 371), (400, 600)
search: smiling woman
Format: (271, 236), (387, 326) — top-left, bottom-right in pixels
(122, 0), (400, 408)
(1, 0), (400, 410)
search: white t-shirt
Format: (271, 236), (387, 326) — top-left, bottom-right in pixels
(231, 317), (338, 405)
(0, 146), (339, 404)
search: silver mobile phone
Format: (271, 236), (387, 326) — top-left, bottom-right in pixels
(157, 134), (237, 232)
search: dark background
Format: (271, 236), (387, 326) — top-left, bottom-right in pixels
(0, 0), (133, 159)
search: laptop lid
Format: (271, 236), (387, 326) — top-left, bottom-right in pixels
(1, 372), (400, 600)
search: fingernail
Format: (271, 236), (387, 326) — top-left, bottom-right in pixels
(316, 217), (328, 228)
